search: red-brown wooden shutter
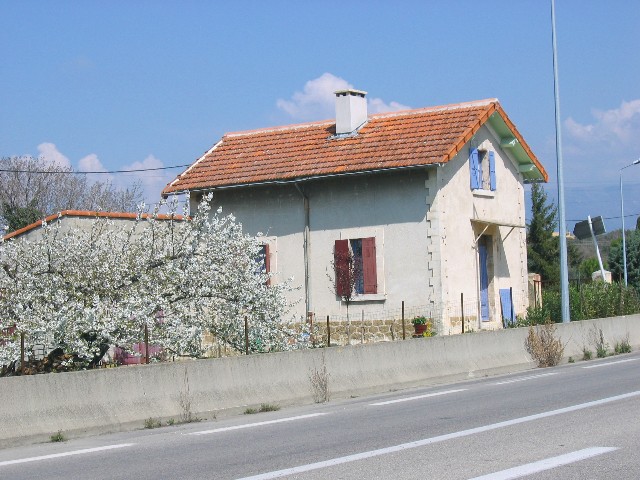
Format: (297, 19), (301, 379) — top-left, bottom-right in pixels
(334, 239), (349, 297)
(362, 237), (377, 294)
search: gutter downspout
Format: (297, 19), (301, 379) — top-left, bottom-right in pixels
(295, 183), (311, 316)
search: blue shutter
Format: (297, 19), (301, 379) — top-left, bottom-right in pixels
(489, 151), (496, 191)
(479, 241), (490, 321)
(499, 288), (515, 327)
(470, 148), (480, 190)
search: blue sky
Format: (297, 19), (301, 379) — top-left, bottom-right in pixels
(2, 1), (639, 231)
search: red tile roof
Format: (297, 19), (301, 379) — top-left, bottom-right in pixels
(3, 210), (185, 241)
(163, 98), (547, 195)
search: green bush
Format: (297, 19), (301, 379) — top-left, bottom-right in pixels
(526, 282), (640, 323)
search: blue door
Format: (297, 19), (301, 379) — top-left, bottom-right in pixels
(479, 240), (490, 321)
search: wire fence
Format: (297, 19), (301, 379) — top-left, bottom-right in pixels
(2, 291), (530, 372)
(307, 291), (529, 347)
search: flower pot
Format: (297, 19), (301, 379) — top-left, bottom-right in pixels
(413, 324), (427, 336)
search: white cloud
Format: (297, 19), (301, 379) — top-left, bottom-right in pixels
(276, 73), (409, 121)
(367, 97), (410, 114)
(32, 143), (171, 209)
(564, 99), (640, 148)
(78, 153), (115, 184)
(78, 153), (107, 172)
(37, 142), (72, 169)
(121, 154), (173, 206)
(277, 73), (352, 120)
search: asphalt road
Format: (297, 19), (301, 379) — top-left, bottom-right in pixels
(2, 351), (640, 479)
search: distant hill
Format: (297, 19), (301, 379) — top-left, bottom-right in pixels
(569, 228), (622, 264)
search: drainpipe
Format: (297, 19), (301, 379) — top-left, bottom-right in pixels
(294, 183), (311, 316)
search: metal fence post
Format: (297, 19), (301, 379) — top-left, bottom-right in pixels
(144, 323), (149, 364)
(401, 301), (406, 340)
(20, 331), (25, 375)
(461, 293), (465, 334)
(244, 316), (249, 355)
(326, 315), (330, 347)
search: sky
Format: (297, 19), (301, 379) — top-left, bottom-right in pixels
(2, 1), (639, 232)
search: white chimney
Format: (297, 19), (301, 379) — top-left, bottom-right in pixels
(334, 89), (368, 134)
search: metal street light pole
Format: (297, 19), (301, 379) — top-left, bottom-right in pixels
(551, 0), (570, 322)
(620, 158), (640, 286)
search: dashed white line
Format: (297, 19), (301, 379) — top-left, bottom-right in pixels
(467, 447), (617, 480)
(583, 358), (638, 369)
(186, 413), (328, 436)
(0, 443), (135, 468)
(235, 390), (640, 480)
(370, 389), (467, 406)
(494, 372), (558, 385)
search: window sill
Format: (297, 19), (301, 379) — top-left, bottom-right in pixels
(347, 293), (386, 302)
(472, 189), (496, 198)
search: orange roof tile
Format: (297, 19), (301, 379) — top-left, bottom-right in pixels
(163, 98), (547, 195)
(3, 210), (185, 241)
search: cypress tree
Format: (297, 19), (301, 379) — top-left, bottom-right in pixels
(527, 183), (560, 285)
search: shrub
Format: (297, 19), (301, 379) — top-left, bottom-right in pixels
(144, 417), (161, 429)
(589, 326), (609, 358)
(259, 403), (280, 412)
(614, 335), (632, 354)
(526, 283), (640, 323)
(524, 320), (565, 367)
(310, 362), (330, 403)
(50, 430), (66, 442)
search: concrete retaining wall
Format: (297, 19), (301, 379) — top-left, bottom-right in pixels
(1, 314), (638, 447)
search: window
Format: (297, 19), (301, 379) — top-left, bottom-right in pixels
(470, 148), (496, 191)
(255, 244), (271, 284)
(334, 237), (377, 297)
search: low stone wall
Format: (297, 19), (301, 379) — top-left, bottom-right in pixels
(1, 314), (638, 447)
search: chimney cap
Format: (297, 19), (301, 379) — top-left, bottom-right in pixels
(334, 88), (368, 98)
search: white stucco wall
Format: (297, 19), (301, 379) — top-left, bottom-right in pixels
(202, 170), (437, 322)
(437, 124), (529, 332)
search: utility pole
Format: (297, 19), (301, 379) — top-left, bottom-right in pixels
(551, 0), (570, 322)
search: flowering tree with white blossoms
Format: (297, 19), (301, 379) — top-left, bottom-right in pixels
(0, 194), (303, 369)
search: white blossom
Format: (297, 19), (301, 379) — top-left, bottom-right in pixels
(0, 195), (305, 368)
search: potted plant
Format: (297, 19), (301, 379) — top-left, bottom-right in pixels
(411, 316), (428, 336)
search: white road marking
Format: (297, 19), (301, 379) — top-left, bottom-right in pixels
(235, 390), (640, 480)
(494, 372), (558, 385)
(370, 389), (467, 406)
(583, 358), (638, 369)
(186, 413), (328, 436)
(0, 443), (135, 468)
(467, 447), (617, 480)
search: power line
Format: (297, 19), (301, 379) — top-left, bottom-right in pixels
(567, 212), (640, 222)
(0, 164), (191, 175)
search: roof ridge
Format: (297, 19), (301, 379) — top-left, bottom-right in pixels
(369, 98), (499, 120)
(225, 119), (334, 138)
(222, 98), (498, 138)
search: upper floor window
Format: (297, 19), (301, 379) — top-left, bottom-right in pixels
(470, 148), (496, 192)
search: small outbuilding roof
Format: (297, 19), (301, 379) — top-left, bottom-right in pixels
(3, 210), (185, 241)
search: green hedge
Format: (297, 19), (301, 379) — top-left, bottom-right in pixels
(525, 282), (640, 325)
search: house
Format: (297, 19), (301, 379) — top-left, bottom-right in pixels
(2, 210), (184, 364)
(163, 90), (548, 336)
(1, 210), (177, 242)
